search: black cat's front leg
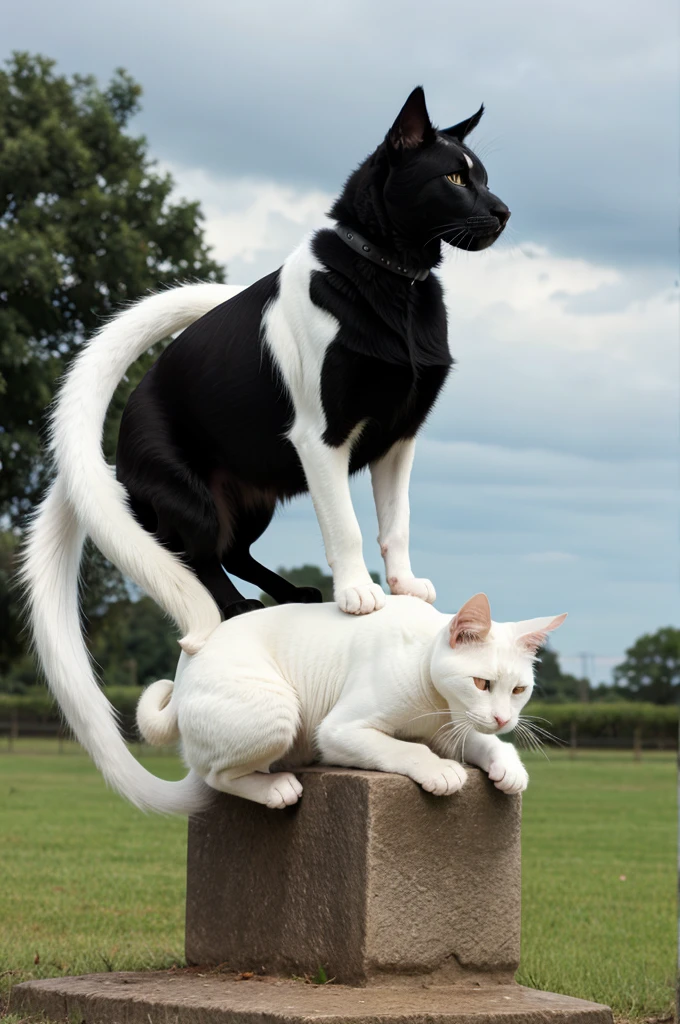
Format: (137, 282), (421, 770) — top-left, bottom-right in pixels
(370, 438), (435, 604)
(289, 426), (385, 615)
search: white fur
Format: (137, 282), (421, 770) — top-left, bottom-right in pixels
(20, 477), (212, 813)
(138, 597), (565, 810)
(22, 283), (240, 813)
(371, 439), (436, 603)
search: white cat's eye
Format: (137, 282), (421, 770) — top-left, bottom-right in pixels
(446, 172), (466, 187)
(473, 677), (490, 691)
(512, 686), (527, 695)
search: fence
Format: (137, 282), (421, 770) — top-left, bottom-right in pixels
(0, 691), (677, 755)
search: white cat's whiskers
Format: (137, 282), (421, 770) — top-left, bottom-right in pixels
(429, 713), (469, 744)
(513, 722), (550, 761)
(406, 710), (455, 726)
(517, 717), (565, 748)
(434, 719), (471, 762)
(464, 710), (492, 730)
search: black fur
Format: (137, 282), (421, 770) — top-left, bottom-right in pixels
(115, 87), (510, 616)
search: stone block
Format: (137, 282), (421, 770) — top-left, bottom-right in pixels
(185, 767), (522, 986)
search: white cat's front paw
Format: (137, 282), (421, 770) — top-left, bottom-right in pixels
(488, 759), (529, 795)
(388, 576), (436, 603)
(415, 758), (467, 796)
(264, 772), (304, 809)
(336, 583), (386, 615)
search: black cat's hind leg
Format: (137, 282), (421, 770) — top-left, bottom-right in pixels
(190, 556), (264, 621)
(221, 499), (322, 606)
(224, 549), (322, 606)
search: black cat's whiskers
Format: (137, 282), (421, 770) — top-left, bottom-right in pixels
(470, 134), (503, 164)
(421, 223), (469, 250)
(490, 224), (522, 260)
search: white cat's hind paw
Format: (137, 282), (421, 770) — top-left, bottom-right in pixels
(488, 760), (529, 795)
(210, 769), (303, 809)
(336, 583), (386, 615)
(418, 759), (467, 796)
(388, 576), (436, 604)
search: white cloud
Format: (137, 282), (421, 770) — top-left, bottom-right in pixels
(166, 164), (333, 282)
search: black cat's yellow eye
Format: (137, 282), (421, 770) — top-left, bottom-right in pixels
(512, 686), (527, 695)
(446, 172), (466, 187)
(473, 677), (491, 691)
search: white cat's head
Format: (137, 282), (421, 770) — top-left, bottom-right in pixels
(430, 593), (566, 735)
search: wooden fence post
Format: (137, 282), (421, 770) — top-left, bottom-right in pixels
(633, 726), (642, 762)
(8, 711), (19, 752)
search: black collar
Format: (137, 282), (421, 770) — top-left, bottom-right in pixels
(334, 224), (430, 282)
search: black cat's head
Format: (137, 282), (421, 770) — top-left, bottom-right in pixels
(330, 87), (510, 266)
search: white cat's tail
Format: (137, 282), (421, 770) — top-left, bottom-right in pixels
(137, 680), (180, 747)
(50, 282), (239, 655)
(21, 477), (211, 814)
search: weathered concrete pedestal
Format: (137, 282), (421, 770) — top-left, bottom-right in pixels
(13, 767), (612, 1022)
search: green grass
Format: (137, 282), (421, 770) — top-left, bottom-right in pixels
(517, 749), (676, 1020)
(0, 741), (676, 1021)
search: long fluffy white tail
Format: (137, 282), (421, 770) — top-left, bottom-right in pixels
(137, 680), (180, 747)
(50, 282), (240, 654)
(21, 478), (212, 813)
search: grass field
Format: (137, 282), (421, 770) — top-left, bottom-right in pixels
(0, 740), (675, 1021)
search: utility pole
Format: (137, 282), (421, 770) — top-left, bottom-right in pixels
(578, 653), (591, 703)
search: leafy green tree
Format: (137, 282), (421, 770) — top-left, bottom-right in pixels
(0, 51), (225, 524)
(532, 646), (589, 703)
(0, 531), (25, 688)
(88, 596), (180, 689)
(0, 52), (225, 689)
(613, 627), (680, 704)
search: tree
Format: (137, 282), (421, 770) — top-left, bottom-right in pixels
(613, 627), (680, 704)
(532, 646), (589, 703)
(0, 52), (225, 690)
(0, 531), (24, 687)
(0, 52), (225, 524)
(88, 596), (181, 689)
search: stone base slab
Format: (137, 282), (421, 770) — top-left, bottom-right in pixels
(12, 971), (613, 1023)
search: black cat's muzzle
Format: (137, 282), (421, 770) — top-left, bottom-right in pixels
(464, 212), (510, 251)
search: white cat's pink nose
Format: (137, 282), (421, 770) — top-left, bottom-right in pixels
(494, 715), (510, 728)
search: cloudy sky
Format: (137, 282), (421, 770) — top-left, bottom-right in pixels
(5, 1), (678, 679)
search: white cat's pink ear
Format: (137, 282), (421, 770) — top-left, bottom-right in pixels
(449, 593), (492, 648)
(516, 613), (567, 654)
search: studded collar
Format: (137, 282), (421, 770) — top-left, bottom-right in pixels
(333, 224), (430, 282)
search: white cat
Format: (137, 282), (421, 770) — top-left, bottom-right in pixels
(137, 593), (566, 810)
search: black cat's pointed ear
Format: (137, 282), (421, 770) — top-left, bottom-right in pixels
(387, 86), (437, 151)
(442, 103), (485, 142)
